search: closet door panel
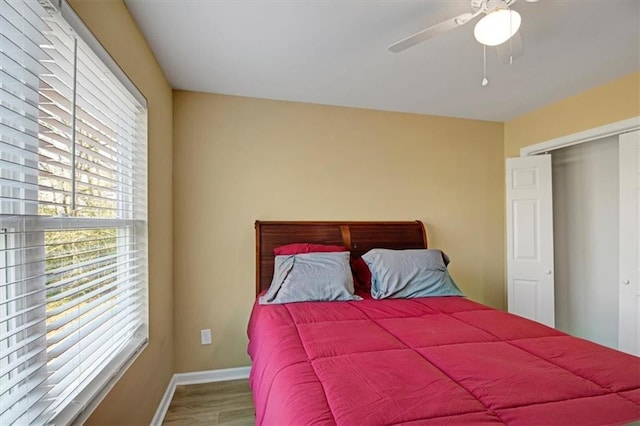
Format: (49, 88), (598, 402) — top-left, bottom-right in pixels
(506, 155), (555, 327)
(619, 129), (640, 355)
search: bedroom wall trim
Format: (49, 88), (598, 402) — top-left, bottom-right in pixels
(150, 374), (177, 426)
(520, 116), (640, 156)
(173, 366), (252, 385)
(150, 366), (251, 425)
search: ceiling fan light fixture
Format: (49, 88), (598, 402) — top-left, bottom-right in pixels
(474, 8), (521, 46)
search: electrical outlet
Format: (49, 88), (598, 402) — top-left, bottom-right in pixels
(200, 329), (212, 345)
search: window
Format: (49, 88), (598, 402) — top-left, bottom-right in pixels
(0, 0), (148, 424)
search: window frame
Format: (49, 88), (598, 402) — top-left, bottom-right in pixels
(0, 0), (149, 423)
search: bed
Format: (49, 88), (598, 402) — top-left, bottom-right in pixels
(248, 220), (640, 425)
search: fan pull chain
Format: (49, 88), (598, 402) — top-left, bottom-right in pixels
(482, 44), (488, 86)
(509, 40), (513, 64)
(509, 7), (514, 64)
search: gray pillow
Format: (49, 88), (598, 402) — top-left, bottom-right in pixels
(259, 251), (362, 304)
(362, 249), (463, 300)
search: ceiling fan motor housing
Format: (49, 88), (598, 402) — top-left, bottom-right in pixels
(470, 0), (485, 12)
(471, 0), (515, 13)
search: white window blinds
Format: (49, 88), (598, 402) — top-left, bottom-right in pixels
(0, 0), (148, 424)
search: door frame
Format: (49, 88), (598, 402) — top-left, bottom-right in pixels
(520, 117), (640, 157)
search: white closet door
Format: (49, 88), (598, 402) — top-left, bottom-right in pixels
(506, 154), (555, 327)
(619, 129), (640, 355)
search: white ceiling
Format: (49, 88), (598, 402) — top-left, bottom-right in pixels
(123, 0), (640, 122)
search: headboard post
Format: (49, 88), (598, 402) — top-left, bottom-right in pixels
(254, 220), (427, 295)
(340, 225), (352, 250)
(255, 220), (263, 296)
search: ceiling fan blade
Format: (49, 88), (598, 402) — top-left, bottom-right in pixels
(495, 31), (524, 63)
(388, 12), (474, 53)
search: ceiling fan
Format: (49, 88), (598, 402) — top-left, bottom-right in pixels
(388, 0), (539, 53)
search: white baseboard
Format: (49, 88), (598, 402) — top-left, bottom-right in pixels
(150, 374), (176, 426)
(174, 366), (251, 385)
(150, 366), (251, 425)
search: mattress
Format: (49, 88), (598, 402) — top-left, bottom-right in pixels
(247, 295), (640, 425)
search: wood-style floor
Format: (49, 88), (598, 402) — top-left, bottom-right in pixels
(162, 379), (255, 425)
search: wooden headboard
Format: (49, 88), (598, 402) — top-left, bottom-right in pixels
(255, 220), (427, 295)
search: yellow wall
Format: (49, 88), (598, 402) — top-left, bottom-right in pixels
(505, 72), (640, 157)
(173, 91), (505, 372)
(68, 1), (174, 424)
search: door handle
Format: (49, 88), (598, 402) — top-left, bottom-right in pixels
(622, 280), (630, 285)
(545, 270), (552, 275)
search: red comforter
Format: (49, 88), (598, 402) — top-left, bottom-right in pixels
(247, 296), (640, 425)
